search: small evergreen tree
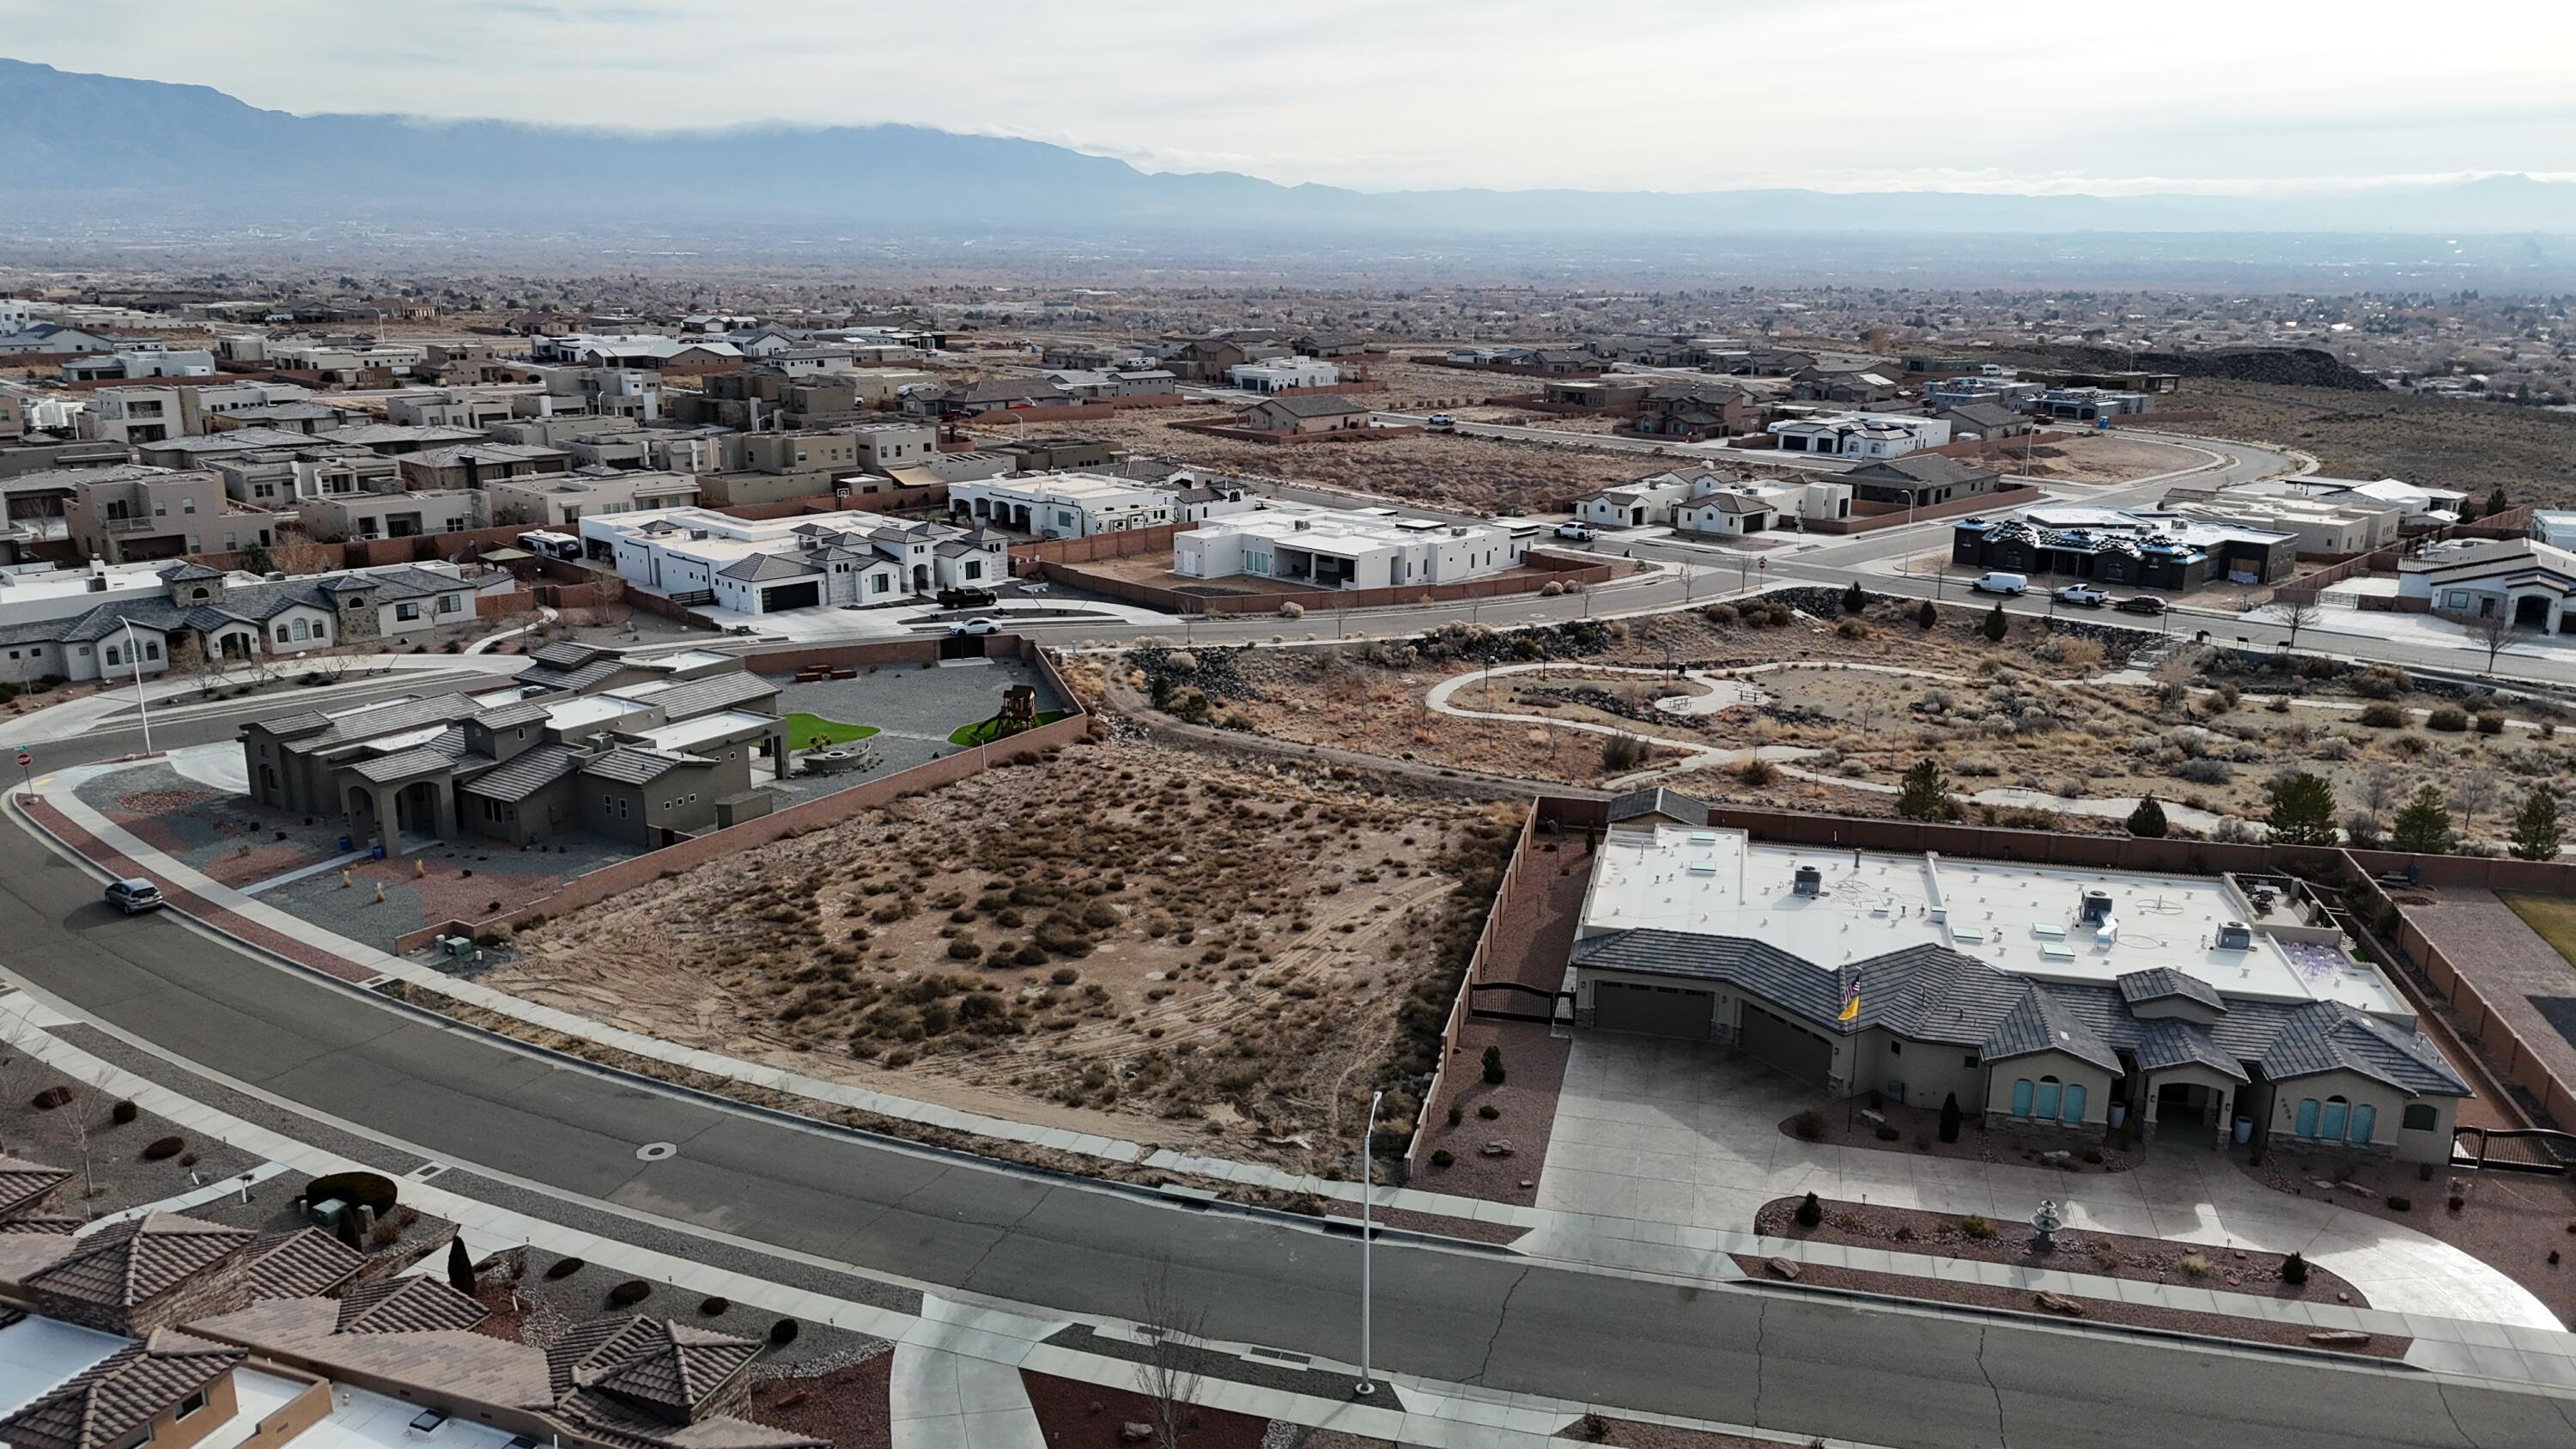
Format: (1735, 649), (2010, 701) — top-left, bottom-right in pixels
(2263, 770), (2339, 846)
(446, 1237), (476, 1295)
(1481, 1044), (1505, 1085)
(1841, 580), (1867, 614)
(1938, 1092), (1962, 1144)
(1896, 758), (1959, 821)
(2509, 787), (2564, 861)
(2391, 784), (2455, 854)
(2126, 795), (2168, 839)
(1916, 599), (1937, 630)
(1981, 603), (2008, 642)
(2281, 1251), (2309, 1287)
(1794, 1190), (1823, 1227)
(2483, 484), (2510, 519)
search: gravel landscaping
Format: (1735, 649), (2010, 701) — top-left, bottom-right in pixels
(0, 1054), (261, 1219)
(466, 1245), (889, 1374)
(1754, 1195), (2364, 1304)
(1728, 1255), (2409, 1361)
(747, 1356), (891, 1449)
(1778, 1096), (2138, 1175)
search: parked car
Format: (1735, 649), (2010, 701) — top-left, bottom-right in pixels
(1968, 572), (2027, 597)
(937, 586), (998, 609)
(2115, 595), (2168, 616)
(1426, 412), (1458, 431)
(2052, 585), (2106, 607)
(1554, 522), (1596, 541)
(103, 878), (161, 915)
(948, 618), (1000, 636)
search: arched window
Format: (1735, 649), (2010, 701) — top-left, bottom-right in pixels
(2321, 1095), (2349, 1142)
(2010, 1079), (2032, 1117)
(2034, 1075), (2062, 1120)
(2294, 1098), (2320, 1138)
(2348, 1103), (2376, 1144)
(2402, 1103), (2439, 1132)
(2060, 1082), (2087, 1124)
(291, 618), (310, 641)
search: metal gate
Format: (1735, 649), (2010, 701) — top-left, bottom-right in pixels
(1592, 982), (1713, 1039)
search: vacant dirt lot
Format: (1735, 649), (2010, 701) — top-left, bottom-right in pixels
(2183, 380), (2576, 506)
(489, 735), (1513, 1169)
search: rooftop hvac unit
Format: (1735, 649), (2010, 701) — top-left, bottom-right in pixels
(1793, 865), (1822, 898)
(2079, 889), (2115, 925)
(2216, 921), (2252, 951)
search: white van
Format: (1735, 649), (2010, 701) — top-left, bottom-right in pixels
(1969, 571), (2027, 596)
(518, 530), (583, 561)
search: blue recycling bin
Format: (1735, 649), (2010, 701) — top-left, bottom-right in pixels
(370, 844), (386, 861)
(337, 836), (352, 852)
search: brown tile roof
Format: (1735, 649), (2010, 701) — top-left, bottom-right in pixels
(25, 1213), (251, 1308)
(0, 1155), (72, 1220)
(574, 1321), (760, 1418)
(0, 1329), (244, 1449)
(332, 1275), (489, 1335)
(550, 1394), (824, 1449)
(244, 1228), (365, 1301)
(186, 1296), (555, 1409)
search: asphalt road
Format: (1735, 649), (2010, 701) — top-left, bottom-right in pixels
(2, 717), (2572, 1445)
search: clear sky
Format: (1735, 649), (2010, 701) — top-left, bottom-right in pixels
(6, 0), (2572, 195)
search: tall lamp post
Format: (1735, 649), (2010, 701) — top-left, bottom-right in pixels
(119, 620), (152, 756)
(1356, 1088), (1383, 1398)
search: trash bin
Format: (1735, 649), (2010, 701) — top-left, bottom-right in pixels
(337, 836), (352, 852)
(2233, 1116), (2254, 1144)
(370, 844), (386, 861)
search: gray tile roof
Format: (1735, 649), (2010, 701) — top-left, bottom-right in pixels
(1606, 788), (1710, 828)
(283, 694), (482, 750)
(583, 747), (709, 786)
(1571, 931), (2467, 1097)
(643, 671), (777, 719)
(347, 746), (459, 784)
(715, 553), (816, 583)
(472, 700), (552, 730)
(462, 743), (584, 803)
(1249, 394), (1367, 418)
(2117, 968), (2225, 1013)
(529, 642), (608, 668)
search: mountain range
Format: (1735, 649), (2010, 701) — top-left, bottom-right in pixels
(9, 58), (2576, 238)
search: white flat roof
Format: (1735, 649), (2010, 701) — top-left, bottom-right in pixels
(288, 1381), (523, 1449)
(193, 1368), (308, 1449)
(1582, 825), (2403, 1014)
(543, 695), (648, 732)
(637, 709), (772, 752)
(0, 1316), (123, 1418)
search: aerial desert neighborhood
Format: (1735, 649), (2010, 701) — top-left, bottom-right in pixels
(4, 5), (2576, 1449)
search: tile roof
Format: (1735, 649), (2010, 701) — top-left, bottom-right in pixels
(244, 1227), (365, 1300)
(0, 1154), (72, 1219)
(0, 1330), (245, 1449)
(2117, 967), (2225, 1013)
(583, 748), (710, 786)
(333, 1275), (490, 1335)
(714, 553), (815, 583)
(23, 1212), (252, 1308)
(265, 693), (480, 751)
(1248, 394), (1367, 418)
(346, 746), (459, 783)
(472, 700), (553, 730)
(563, 1319), (761, 1417)
(642, 671), (777, 720)
(1570, 933), (2465, 1096)
(462, 743), (585, 803)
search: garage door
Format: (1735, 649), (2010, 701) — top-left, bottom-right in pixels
(1741, 1004), (1832, 1085)
(1593, 981), (1714, 1039)
(760, 581), (822, 612)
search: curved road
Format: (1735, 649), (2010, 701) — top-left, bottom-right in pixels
(0, 703), (2568, 1447)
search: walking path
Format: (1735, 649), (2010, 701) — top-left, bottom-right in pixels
(464, 605), (558, 654)
(21, 769), (2576, 1384)
(0, 986), (1901, 1449)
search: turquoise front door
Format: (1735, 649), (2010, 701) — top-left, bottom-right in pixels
(2294, 1097), (2320, 1139)
(2034, 1080), (2062, 1119)
(2321, 1099), (2349, 1141)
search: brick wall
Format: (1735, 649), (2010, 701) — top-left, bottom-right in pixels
(1406, 803), (1542, 1175)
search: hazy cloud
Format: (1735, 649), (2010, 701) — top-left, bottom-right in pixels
(4, 0), (2570, 193)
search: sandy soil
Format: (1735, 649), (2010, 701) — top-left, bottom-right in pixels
(488, 735), (1510, 1170)
(2004, 430), (2207, 484)
(2182, 379), (2576, 507)
(1021, 1369), (1268, 1449)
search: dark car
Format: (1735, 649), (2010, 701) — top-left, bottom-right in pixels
(937, 586), (999, 609)
(104, 878), (162, 914)
(2115, 595), (2167, 616)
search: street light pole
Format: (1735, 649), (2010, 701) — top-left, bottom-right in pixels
(120, 620), (152, 756)
(1356, 1088), (1383, 1399)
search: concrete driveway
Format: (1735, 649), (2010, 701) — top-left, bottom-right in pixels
(1537, 1032), (2559, 1328)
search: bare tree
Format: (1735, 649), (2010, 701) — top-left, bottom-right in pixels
(2454, 768), (2500, 833)
(2357, 762), (2402, 837)
(2277, 593), (2321, 649)
(47, 1073), (101, 1202)
(2469, 608), (2518, 674)
(1134, 1261), (1206, 1449)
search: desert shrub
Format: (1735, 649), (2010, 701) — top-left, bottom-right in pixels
(1790, 1109), (1826, 1142)
(699, 1296), (731, 1316)
(769, 1319), (799, 1347)
(2357, 703), (2405, 728)
(2427, 704), (2470, 732)
(1959, 1215), (1998, 1240)
(1477, 1103), (1500, 1120)
(945, 940), (982, 960)
(544, 1257), (586, 1281)
(2281, 1252), (2308, 1286)
(1279, 601), (1304, 619)
(2386, 1194), (2412, 1211)
(1431, 1149), (1455, 1168)
(1874, 1124), (1900, 1142)
(607, 1280), (651, 1306)
(2350, 666), (2409, 699)
(2177, 1253), (2211, 1277)
(1481, 1044), (1505, 1084)
(368, 1217), (404, 1248)
(1701, 603), (1736, 625)
(2081, 1148), (2103, 1165)
(2177, 758), (2233, 785)
(1795, 1192), (1823, 1227)
(2476, 711), (2505, 735)
(1049, 967), (1079, 985)
(139, 1135), (184, 1160)
(1834, 618), (1868, 640)
(111, 1099), (138, 1125)
(28, 1087), (72, 1111)
(1735, 757), (1779, 786)
(1447, 1102), (1463, 1127)
(1600, 735), (1646, 772)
